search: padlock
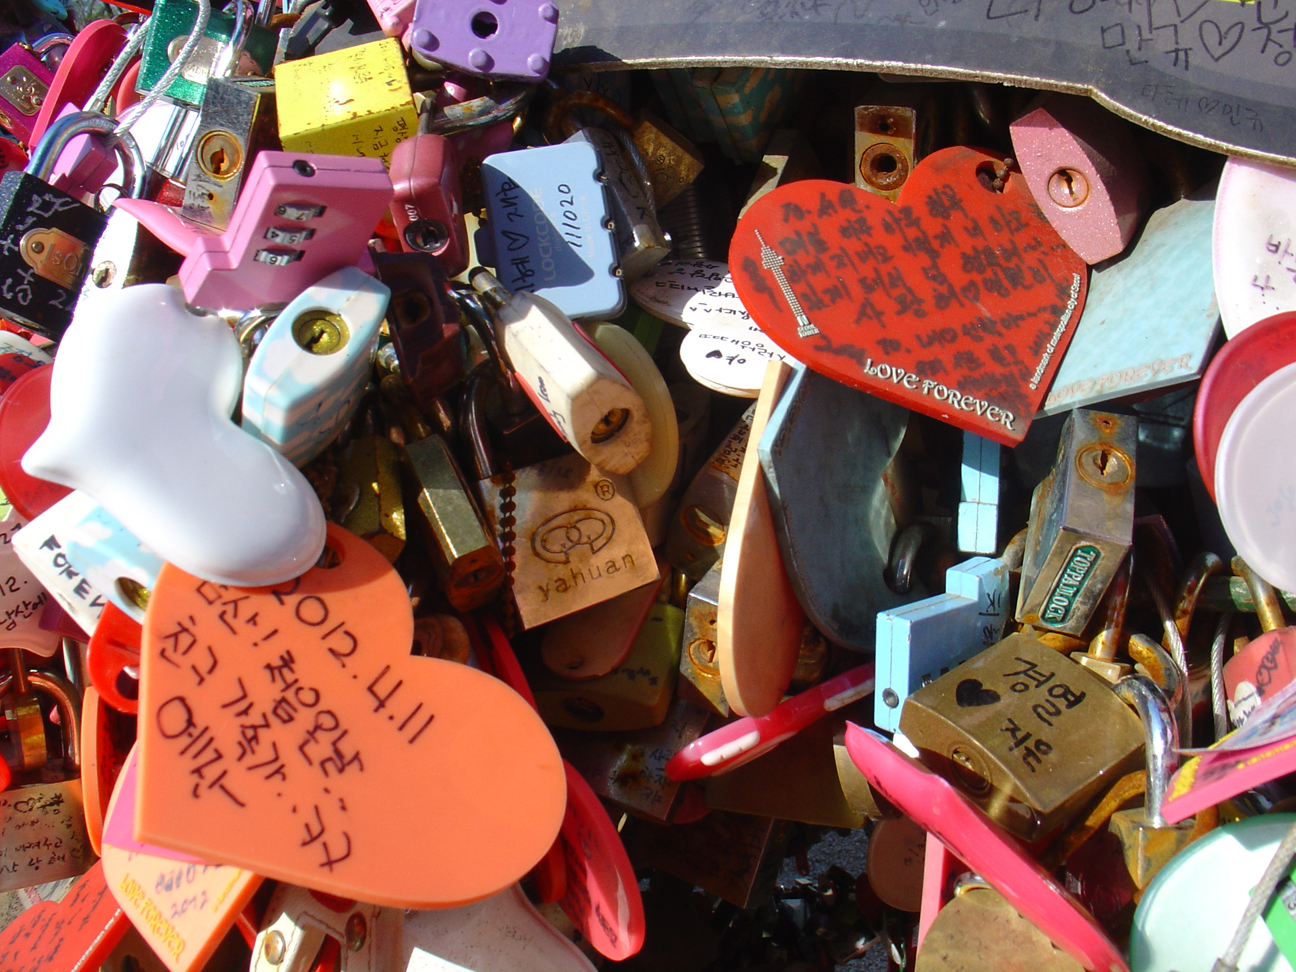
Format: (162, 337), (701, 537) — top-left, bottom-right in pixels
(917, 882), (1085, 972)
(241, 267), (390, 466)
(663, 405), (753, 582)
(118, 150), (392, 312)
(72, 208), (183, 325)
(275, 38), (416, 167)
(854, 103), (921, 203)
(1225, 557), (1295, 727)
(136, 0), (276, 108)
(371, 254), (462, 417)
(529, 577), (682, 732)
(0, 44), (53, 148)
(622, 809), (790, 910)
(179, 75), (279, 231)
(331, 426), (407, 565)
(463, 364), (657, 629)
(249, 883), (400, 972)
(477, 141), (625, 322)
(387, 129), (468, 278)
(552, 696), (712, 824)
(470, 269), (651, 475)
(540, 563), (668, 680)
(1016, 409), (1137, 637)
(1009, 93), (1148, 265)
(679, 559), (727, 715)
(0, 110), (142, 338)
(406, 0), (559, 81)
(898, 631), (1145, 841)
(3, 647), (45, 773)
(12, 490), (162, 636)
(1067, 550), (1135, 684)
(1107, 672), (1198, 894)
(0, 666), (94, 893)
(874, 553), (1013, 733)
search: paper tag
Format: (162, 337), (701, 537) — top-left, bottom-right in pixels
(679, 325), (798, 398)
(137, 523), (566, 908)
(630, 260), (749, 329)
(1214, 157), (1296, 339)
(730, 149), (1089, 445)
(102, 745), (261, 972)
(0, 487), (56, 656)
(0, 781), (94, 893)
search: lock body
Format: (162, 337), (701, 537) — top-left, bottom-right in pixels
(0, 169), (106, 337)
(177, 151), (392, 311)
(854, 104), (917, 202)
(371, 252), (463, 411)
(406, 0), (559, 80)
(404, 432), (504, 612)
(875, 556), (1010, 733)
(564, 127), (668, 281)
(241, 267), (390, 466)
(180, 77), (278, 232)
(479, 141), (624, 321)
(0, 45), (52, 147)
(680, 559), (727, 715)
(136, 0), (276, 107)
(388, 132), (468, 278)
(275, 38), (416, 167)
(334, 434), (407, 564)
(1017, 410), (1137, 636)
(477, 451), (658, 628)
(899, 632), (1144, 841)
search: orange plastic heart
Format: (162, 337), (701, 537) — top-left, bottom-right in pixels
(137, 523), (567, 908)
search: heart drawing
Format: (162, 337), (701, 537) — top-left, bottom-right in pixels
(729, 148), (1089, 445)
(955, 678), (1002, 708)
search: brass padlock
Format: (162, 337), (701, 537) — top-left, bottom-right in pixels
(331, 423), (407, 565)
(0, 668), (93, 892)
(463, 364), (658, 629)
(898, 631), (1144, 841)
(679, 559), (727, 716)
(1017, 410), (1137, 637)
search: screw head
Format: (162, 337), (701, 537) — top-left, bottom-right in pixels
(262, 930), (286, 965)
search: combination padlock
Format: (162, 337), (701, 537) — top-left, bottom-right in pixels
(0, 110), (142, 338)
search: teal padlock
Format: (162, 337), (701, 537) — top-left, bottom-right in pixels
(137, 0), (277, 107)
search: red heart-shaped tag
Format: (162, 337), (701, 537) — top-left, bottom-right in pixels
(729, 148), (1088, 445)
(0, 860), (128, 972)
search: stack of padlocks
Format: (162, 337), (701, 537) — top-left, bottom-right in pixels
(0, 0), (1292, 969)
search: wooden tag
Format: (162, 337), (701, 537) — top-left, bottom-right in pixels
(729, 148), (1088, 445)
(0, 860), (128, 972)
(718, 360), (804, 717)
(101, 746), (261, 972)
(137, 523), (567, 908)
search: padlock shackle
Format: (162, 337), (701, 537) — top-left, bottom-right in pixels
(26, 111), (147, 202)
(1232, 555), (1286, 633)
(422, 83), (532, 136)
(0, 668), (82, 773)
(1088, 551), (1132, 664)
(461, 364), (498, 481)
(1112, 673), (1176, 828)
(1172, 551), (1225, 644)
(212, 0), (254, 80)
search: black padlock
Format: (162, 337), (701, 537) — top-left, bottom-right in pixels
(0, 111), (144, 338)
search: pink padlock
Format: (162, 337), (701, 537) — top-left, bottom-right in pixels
(115, 152), (392, 310)
(0, 43), (54, 147)
(389, 132), (468, 277)
(46, 103), (117, 203)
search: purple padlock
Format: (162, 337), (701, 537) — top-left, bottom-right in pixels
(407, 0), (559, 81)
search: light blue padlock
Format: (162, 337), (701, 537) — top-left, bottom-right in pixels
(874, 556), (1010, 732)
(241, 266), (390, 466)
(958, 432), (1000, 555)
(478, 141), (624, 321)
(11, 489), (163, 633)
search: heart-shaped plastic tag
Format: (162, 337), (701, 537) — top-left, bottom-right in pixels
(730, 147), (1088, 445)
(137, 523), (567, 908)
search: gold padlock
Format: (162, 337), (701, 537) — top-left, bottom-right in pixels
(899, 631), (1144, 841)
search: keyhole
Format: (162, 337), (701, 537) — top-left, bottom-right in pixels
(292, 310), (349, 355)
(1047, 167), (1090, 208)
(197, 131), (243, 181)
(590, 407), (629, 443)
(471, 11), (498, 36)
(1096, 449), (1111, 476)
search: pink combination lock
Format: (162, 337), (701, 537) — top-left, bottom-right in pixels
(389, 132), (468, 277)
(0, 44), (54, 147)
(115, 152), (393, 310)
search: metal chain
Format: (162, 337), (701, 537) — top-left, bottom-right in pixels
(496, 463), (519, 639)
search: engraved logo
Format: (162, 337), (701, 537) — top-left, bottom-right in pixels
(532, 508), (615, 564)
(1040, 544), (1101, 626)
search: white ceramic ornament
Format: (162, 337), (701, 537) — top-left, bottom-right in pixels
(1214, 156), (1296, 338)
(22, 284), (326, 586)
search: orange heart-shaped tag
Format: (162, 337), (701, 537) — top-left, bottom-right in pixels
(730, 147), (1088, 446)
(138, 524), (567, 908)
